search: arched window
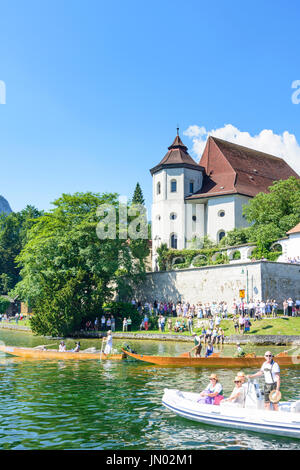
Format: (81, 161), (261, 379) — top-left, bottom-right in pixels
(218, 230), (226, 242)
(157, 182), (161, 195)
(170, 233), (178, 249)
(170, 179), (177, 193)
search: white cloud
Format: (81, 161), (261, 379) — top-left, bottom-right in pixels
(183, 123), (300, 174)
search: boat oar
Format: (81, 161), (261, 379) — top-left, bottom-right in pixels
(100, 337), (105, 362)
(33, 343), (55, 350)
(276, 345), (299, 357)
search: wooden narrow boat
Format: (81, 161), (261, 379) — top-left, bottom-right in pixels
(0, 345), (126, 361)
(121, 349), (300, 368)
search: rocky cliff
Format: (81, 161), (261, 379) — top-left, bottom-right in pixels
(0, 195), (12, 214)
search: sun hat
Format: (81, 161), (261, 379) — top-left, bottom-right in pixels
(237, 371), (245, 377)
(209, 373), (218, 380)
(269, 390), (282, 403)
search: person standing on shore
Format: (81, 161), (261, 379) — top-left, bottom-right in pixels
(246, 351), (280, 411)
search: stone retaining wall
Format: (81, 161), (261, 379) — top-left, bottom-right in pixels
(131, 261), (300, 306)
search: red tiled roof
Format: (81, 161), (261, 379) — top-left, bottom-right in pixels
(287, 223), (300, 235)
(186, 136), (299, 199)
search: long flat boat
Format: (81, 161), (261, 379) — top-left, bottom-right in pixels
(0, 345), (126, 361)
(122, 349), (300, 368)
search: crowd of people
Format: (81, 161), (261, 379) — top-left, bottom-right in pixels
(287, 256), (300, 264)
(132, 296), (300, 320)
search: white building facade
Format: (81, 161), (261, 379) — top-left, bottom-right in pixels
(150, 133), (299, 271)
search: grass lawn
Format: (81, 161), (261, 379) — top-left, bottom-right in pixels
(127, 317), (300, 337)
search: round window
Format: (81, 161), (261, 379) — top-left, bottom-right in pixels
(170, 213), (177, 220)
(192, 215), (196, 221)
(218, 210), (225, 217)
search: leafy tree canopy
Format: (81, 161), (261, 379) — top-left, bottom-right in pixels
(12, 192), (148, 336)
(0, 205), (43, 293)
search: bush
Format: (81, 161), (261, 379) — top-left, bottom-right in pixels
(103, 301), (141, 330)
(0, 297), (10, 314)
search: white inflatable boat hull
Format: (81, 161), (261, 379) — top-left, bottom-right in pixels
(162, 389), (300, 439)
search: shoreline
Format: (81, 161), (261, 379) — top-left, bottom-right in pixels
(1, 323), (299, 345)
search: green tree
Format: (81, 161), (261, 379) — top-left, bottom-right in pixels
(243, 177), (300, 233)
(132, 182), (145, 205)
(219, 177), (300, 257)
(0, 205), (43, 293)
(13, 192), (146, 336)
(156, 243), (169, 271)
(129, 183), (149, 271)
(219, 227), (252, 247)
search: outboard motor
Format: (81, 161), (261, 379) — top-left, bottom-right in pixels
(244, 380), (264, 410)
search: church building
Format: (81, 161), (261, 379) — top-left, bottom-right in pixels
(150, 131), (299, 270)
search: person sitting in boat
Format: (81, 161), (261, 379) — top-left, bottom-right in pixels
(221, 376), (245, 407)
(103, 330), (113, 355)
(73, 342), (80, 353)
(59, 341), (67, 352)
(198, 373), (224, 405)
(234, 342), (245, 357)
(236, 371), (248, 392)
(205, 342), (214, 358)
(246, 351), (281, 411)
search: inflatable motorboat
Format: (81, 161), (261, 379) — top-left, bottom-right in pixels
(162, 382), (300, 439)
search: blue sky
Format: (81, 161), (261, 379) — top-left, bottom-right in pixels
(0, 0), (300, 215)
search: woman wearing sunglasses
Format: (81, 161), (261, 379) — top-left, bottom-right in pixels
(221, 377), (245, 407)
(246, 351), (281, 411)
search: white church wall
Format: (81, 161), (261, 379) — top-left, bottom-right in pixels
(277, 233), (300, 262)
(234, 194), (251, 228)
(206, 195), (236, 242)
(185, 202), (205, 245)
(183, 168), (203, 197)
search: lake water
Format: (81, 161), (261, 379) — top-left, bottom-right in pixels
(0, 329), (299, 450)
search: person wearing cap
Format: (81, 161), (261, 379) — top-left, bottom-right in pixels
(221, 376), (245, 407)
(199, 374), (223, 405)
(246, 351), (280, 410)
(103, 330), (113, 355)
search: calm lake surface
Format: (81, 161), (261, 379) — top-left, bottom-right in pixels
(0, 329), (299, 450)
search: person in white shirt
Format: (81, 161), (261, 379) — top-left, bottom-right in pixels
(104, 330), (113, 355)
(247, 351), (280, 410)
(59, 341), (67, 352)
(221, 376), (245, 407)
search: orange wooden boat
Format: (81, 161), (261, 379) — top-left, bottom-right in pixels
(121, 349), (300, 368)
(0, 344), (126, 361)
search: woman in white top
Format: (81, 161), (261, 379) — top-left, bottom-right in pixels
(222, 376), (245, 407)
(59, 341), (67, 352)
(104, 330), (113, 354)
(198, 374), (223, 405)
